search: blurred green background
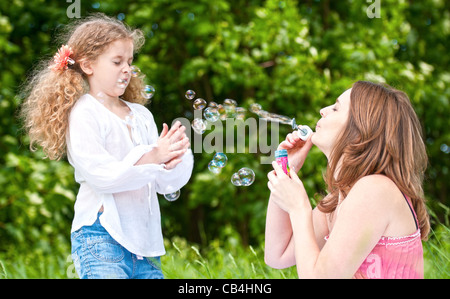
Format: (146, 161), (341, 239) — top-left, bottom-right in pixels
(0, 0), (449, 278)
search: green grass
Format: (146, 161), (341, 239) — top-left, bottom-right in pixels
(161, 237), (297, 279)
(0, 224), (448, 279)
(423, 224), (450, 278)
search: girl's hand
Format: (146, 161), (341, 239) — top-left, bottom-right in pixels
(267, 161), (311, 215)
(278, 131), (313, 172)
(164, 125), (190, 170)
(136, 121), (190, 167)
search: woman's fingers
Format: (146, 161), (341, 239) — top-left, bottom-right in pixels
(271, 161), (288, 178)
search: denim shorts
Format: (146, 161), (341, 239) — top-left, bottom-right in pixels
(71, 213), (164, 279)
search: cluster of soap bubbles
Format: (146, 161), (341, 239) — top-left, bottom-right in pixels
(163, 91), (301, 199)
(185, 90), (259, 187)
(162, 90), (305, 199)
(185, 90), (248, 134)
(231, 168), (255, 187)
(206, 152), (255, 186)
(129, 65), (155, 100)
(249, 103), (293, 126)
(208, 152), (227, 174)
(251, 103), (312, 139)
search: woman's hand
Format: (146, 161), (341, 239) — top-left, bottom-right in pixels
(267, 161), (311, 215)
(278, 131), (313, 171)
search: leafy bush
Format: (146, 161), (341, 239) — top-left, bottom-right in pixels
(0, 0), (448, 277)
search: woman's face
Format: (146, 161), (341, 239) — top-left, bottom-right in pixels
(311, 88), (351, 158)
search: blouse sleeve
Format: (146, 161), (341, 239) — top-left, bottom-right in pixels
(137, 106), (194, 195)
(155, 149), (194, 195)
(66, 103), (163, 194)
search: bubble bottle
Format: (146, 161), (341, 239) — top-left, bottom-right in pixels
(275, 149), (290, 175)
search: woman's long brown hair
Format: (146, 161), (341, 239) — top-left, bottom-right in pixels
(318, 81), (430, 240)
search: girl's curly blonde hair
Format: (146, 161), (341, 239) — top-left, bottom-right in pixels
(20, 13), (147, 160)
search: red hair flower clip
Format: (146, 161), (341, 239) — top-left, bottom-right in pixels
(49, 45), (75, 71)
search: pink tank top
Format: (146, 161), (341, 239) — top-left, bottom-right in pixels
(327, 194), (424, 279)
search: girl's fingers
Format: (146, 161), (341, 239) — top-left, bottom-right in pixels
(159, 123), (169, 138)
(168, 148), (187, 160)
(166, 121), (181, 138)
(169, 125), (186, 143)
(165, 158), (182, 170)
(169, 137), (189, 151)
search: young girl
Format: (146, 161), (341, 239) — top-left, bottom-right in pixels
(265, 81), (429, 278)
(20, 14), (193, 279)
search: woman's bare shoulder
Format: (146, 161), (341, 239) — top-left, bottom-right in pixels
(351, 174), (400, 200)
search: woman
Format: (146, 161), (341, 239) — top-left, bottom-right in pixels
(265, 81), (429, 278)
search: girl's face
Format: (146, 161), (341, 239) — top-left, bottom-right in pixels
(311, 88), (351, 158)
(84, 39), (134, 99)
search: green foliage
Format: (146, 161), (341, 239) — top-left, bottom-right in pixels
(0, 0), (449, 278)
(0, 150), (76, 252)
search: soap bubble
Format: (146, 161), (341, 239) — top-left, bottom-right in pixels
(208, 152), (227, 174)
(208, 160), (222, 174)
(208, 101), (218, 108)
(256, 110), (270, 118)
(130, 65), (141, 77)
(142, 85), (155, 99)
(231, 167), (255, 186)
(203, 107), (220, 122)
(231, 173), (242, 186)
(263, 112), (292, 125)
(212, 152), (227, 167)
(238, 167), (255, 186)
(117, 78), (128, 89)
(223, 98), (237, 118)
(236, 107), (246, 120)
(185, 90), (196, 100)
(223, 98), (237, 107)
(193, 98), (207, 110)
(164, 190), (180, 201)
(191, 118), (207, 134)
(218, 104), (227, 121)
(249, 103), (262, 113)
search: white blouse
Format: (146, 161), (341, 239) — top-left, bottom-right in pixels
(66, 94), (193, 257)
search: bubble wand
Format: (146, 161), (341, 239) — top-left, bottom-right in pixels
(290, 118), (313, 141)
